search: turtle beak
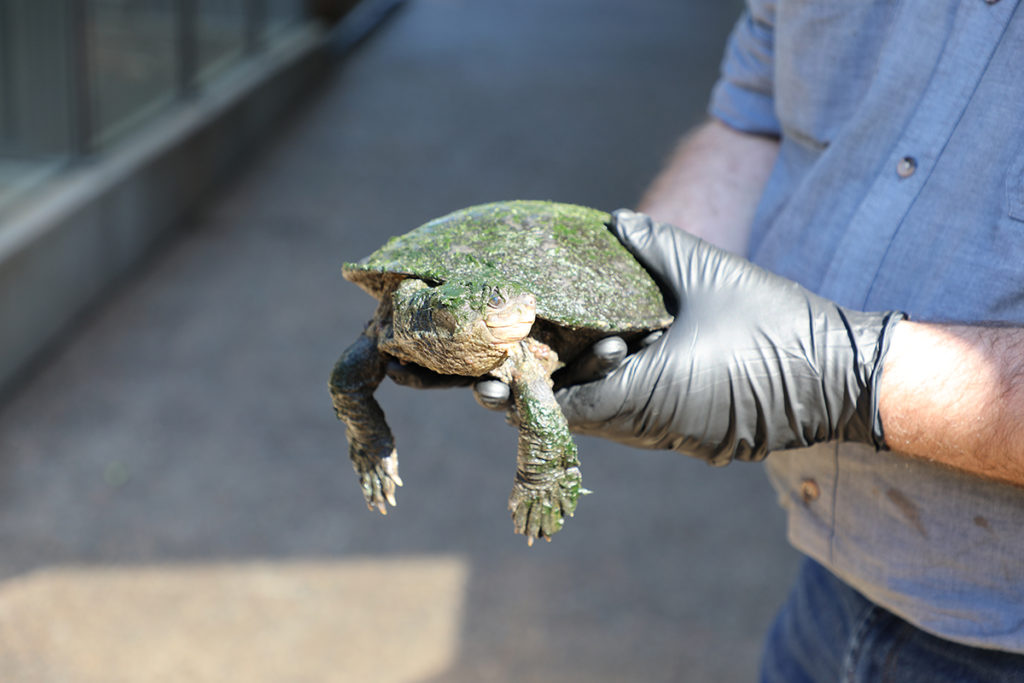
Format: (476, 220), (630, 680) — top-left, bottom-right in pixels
(485, 293), (536, 343)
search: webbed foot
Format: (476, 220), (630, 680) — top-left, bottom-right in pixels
(509, 464), (583, 545)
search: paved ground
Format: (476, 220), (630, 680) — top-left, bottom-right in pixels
(0, 1), (800, 680)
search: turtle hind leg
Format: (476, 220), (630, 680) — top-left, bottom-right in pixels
(329, 331), (403, 514)
(496, 344), (583, 545)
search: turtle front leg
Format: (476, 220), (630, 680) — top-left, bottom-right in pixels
(329, 331), (403, 514)
(494, 343), (583, 545)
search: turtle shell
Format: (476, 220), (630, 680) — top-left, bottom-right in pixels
(343, 200), (672, 333)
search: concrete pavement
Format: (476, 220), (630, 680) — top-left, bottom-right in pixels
(0, 1), (800, 680)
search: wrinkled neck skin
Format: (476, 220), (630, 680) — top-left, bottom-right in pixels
(382, 278), (537, 377)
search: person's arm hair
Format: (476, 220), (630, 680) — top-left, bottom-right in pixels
(638, 118), (779, 255)
(641, 125), (1024, 486)
(879, 321), (1024, 486)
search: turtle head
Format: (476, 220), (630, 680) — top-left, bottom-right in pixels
(414, 279), (536, 345)
(476, 282), (537, 344)
(388, 278), (536, 375)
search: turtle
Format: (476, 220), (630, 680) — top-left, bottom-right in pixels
(329, 200), (672, 544)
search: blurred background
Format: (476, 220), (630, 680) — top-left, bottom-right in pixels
(0, 0), (800, 681)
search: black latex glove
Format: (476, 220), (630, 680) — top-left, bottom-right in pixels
(555, 210), (906, 465)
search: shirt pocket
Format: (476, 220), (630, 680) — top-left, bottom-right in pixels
(774, 1), (900, 150)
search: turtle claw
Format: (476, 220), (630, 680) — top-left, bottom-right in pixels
(353, 447), (402, 515)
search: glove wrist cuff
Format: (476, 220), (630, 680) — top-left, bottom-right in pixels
(849, 310), (908, 449)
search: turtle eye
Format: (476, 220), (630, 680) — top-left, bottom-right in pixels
(487, 290), (505, 309)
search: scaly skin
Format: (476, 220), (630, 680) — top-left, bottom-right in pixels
(329, 323), (403, 515)
(494, 342), (582, 545)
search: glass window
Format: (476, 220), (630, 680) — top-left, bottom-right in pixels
(265, 0), (307, 39)
(0, 1), (73, 207)
(0, 1), (73, 159)
(0, 0), (314, 211)
(87, 0), (177, 147)
(197, 0), (246, 81)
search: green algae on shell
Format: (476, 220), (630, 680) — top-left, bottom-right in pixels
(343, 200), (672, 332)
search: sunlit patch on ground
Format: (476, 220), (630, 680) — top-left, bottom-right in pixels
(0, 556), (469, 682)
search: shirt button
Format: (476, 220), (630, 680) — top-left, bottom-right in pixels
(896, 156), (917, 178)
(800, 479), (820, 503)
(984, 0), (1000, 5)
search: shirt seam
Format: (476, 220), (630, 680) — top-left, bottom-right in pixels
(829, 439), (839, 566)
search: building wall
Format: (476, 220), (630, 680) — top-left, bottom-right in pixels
(0, 2), (334, 396)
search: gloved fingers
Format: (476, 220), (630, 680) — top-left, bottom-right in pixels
(554, 327), (685, 450)
(554, 349), (645, 432)
(555, 380), (620, 433)
(472, 383), (520, 425)
(609, 209), (702, 298)
(473, 378), (511, 410)
(553, 335), (628, 389)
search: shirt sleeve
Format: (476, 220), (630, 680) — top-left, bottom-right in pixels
(708, 6), (780, 137)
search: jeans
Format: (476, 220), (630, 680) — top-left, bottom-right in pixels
(760, 558), (1024, 683)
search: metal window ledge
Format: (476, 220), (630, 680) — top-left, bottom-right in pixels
(0, 25), (330, 398)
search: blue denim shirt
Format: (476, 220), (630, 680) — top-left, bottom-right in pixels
(710, 0), (1024, 653)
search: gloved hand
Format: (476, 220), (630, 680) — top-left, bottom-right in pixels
(555, 210), (906, 465)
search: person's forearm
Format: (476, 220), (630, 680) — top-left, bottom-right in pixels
(638, 118), (779, 255)
(879, 321), (1024, 485)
